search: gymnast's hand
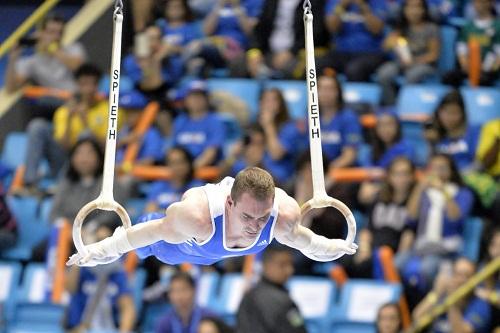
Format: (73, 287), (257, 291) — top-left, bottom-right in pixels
(66, 226), (132, 267)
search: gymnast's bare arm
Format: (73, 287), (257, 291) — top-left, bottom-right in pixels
(273, 188), (357, 261)
(67, 188), (212, 266)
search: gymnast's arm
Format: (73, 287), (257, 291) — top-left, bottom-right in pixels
(67, 189), (208, 266)
(273, 189), (357, 261)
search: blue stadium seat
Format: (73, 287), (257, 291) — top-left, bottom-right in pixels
(130, 268), (147, 314)
(8, 303), (65, 333)
(218, 112), (242, 142)
(1, 132), (27, 169)
(264, 80), (307, 120)
(343, 83), (382, 107)
(332, 324), (376, 333)
(98, 74), (135, 95)
(438, 26), (458, 73)
(3, 197), (50, 260)
(462, 217), (483, 262)
(460, 87), (500, 126)
(207, 78), (261, 121)
(196, 272), (220, 308)
(141, 301), (170, 333)
(397, 84), (451, 117)
(125, 198), (147, 223)
(17, 263), (48, 303)
(214, 273), (246, 324)
(288, 276), (337, 333)
(330, 280), (402, 331)
(0, 261), (22, 323)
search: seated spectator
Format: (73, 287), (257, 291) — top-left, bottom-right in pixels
(257, 88), (303, 186)
(145, 146), (204, 212)
(184, 0), (261, 76)
(388, 0), (460, 24)
(397, 154), (474, 292)
(237, 245), (307, 333)
(344, 157), (416, 278)
(219, 125), (266, 177)
(123, 25), (181, 101)
(412, 257), (492, 333)
(376, 0), (440, 105)
(116, 90), (164, 166)
(476, 119), (500, 178)
(18, 64), (109, 193)
(172, 80), (226, 168)
(64, 222), (136, 332)
(365, 110), (415, 168)
(424, 90), (481, 172)
(198, 317), (235, 333)
(0, 185), (17, 253)
(156, 272), (217, 333)
(319, 0), (387, 81)
(376, 303), (403, 333)
(317, 70), (362, 168)
(31, 138), (128, 261)
(230, 0), (329, 79)
(442, 0), (500, 87)
(5, 13), (86, 93)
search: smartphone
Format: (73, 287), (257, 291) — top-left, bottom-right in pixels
(19, 37), (37, 47)
(134, 32), (150, 57)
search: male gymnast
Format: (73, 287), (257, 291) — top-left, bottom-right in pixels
(67, 167), (357, 266)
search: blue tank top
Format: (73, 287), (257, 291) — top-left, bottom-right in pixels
(135, 177), (279, 265)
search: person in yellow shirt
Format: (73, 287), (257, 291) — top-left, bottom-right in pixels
(21, 63), (115, 193)
(476, 119), (500, 178)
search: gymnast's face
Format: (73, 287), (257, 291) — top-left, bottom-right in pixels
(226, 192), (273, 241)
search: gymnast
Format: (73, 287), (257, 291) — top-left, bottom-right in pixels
(67, 167), (358, 266)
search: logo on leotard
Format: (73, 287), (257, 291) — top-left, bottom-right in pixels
(257, 240), (268, 247)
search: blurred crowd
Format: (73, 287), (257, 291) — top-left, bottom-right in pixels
(0, 0), (499, 332)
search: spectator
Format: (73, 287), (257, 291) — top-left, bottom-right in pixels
(376, 0), (440, 105)
(319, 0), (387, 81)
(364, 110), (415, 168)
(198, 317), (235, 333)
(184, 0), (261, 76)
(376, 303), (403, 333)
(397, 154), (474, 292)
(476, 119), (500, 178)
(412, 257), (492, 333)
(442, 0), (500, 87)
(18, 63), (109, 193)
(172, 80), (226, 168)
(388, 0), (461, 24)
(64, 223), (136, 332)
(424, 90), (481, 172)
(156, 272), (217, 333)
(317, 70), (362, 168)
(123, 25), (181, 101)
(257, 88), (303, 186)
(231, 0), (330, 79)
(5, 13), (86, 93)
(31, 138), (128, 261)
(346, 157), (416, 278)
(219, 125), (266, 177)
(0, 185), (17, 253)
(145, 146), (204, 213)
(237, 245), (307, 333)
(116, 90), (164, 166)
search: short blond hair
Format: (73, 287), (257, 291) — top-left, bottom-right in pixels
(231, 167), (275, 202)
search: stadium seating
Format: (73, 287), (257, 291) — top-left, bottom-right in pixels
(125, 198), (147, 223)
(329, 279), (402, 332)
(462, 217), (484, 262)
(343, 82), (382, 107)
(438, 26), (458, 74)
(196, 271), (220, 308)
(1, 132), (27, 169)
(0, 261), (22, 324)
(3, 197), (50, 260)
(396, 84), (451, 118)
(213, 273), (247, 324)
(289, 276), (337, 333)
(130, 268), (147, 315)
(460, 87), (500, 126)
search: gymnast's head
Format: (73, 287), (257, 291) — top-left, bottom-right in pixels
(226, 167), (275, 240)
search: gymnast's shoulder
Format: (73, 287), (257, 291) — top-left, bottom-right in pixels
(274, 187), (301, 230)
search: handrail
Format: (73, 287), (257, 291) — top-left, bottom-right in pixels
(0, 0), (61, 59)
(409, 257), (500, 333)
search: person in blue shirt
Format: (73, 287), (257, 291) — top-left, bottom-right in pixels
(116, 90), (164, 166)
(146, 146), (205, 213)
(156, 272), (217, 333)
(396, 154), (474, 294)
(257, 88), (303, 186)
(424, 90), (481, 172)
(319, 0), (387, 81)
(317, 70), (363, 168)
(366, 110), (415, 168)
(64, 223), (136, 331)
(172, 80), (226, 168)
(184, 0), (262, 76)
(413, 257), (492, 333)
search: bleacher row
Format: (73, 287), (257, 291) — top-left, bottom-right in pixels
(0, 258), (404, 333)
